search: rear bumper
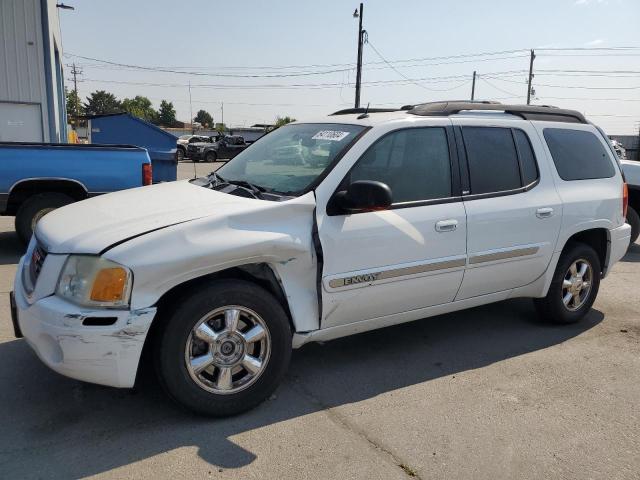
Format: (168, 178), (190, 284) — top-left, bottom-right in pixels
(13, 264), (156, 388)
(606, 223), (632, 275)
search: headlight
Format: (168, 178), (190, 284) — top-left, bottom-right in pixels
(57, 255), (132, 308)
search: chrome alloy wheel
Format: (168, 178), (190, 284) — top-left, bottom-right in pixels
(562, 258), (593, 311)
(184, 306), (271, 395)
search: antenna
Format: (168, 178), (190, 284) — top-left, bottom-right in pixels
(357, 103), (370, 119)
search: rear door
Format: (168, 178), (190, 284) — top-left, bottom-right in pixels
(316, 122), (468, 328)
(451, 119), (562, 299)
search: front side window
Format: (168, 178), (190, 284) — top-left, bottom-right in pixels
(462, 127), (521, 194)
(217, 123), (365, 194)
(346, 127), (452, 203)
(543, 128), (615, 181)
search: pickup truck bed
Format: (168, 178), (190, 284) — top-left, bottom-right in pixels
(0, 142), (152, 243)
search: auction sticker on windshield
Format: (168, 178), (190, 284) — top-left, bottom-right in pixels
(312, 130), (351, 141)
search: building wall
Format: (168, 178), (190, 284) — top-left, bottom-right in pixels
(610, 135), (639, 161)
(0, 0), (65, 142)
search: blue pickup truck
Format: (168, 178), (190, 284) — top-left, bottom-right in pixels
(0, 142), (152, 243)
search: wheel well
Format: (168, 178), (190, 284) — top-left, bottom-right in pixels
(7, 179), (88, 216)
(563, 228), (608, 274)
(628, 187), (640, 212)
(135, 263), (293, 386)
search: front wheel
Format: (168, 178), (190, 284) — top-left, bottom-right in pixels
(176, 148), (185, 162)
(15, 192), (73, 244)
(155, 280), (292, 416)
(534, 242), (601, 324)
(205, 151), (217, 163)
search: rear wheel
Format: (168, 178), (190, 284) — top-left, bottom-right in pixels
(155, 280), (292, 416)
(534, 242), (601, 324)
(205, 151), (217, 163)
(15, 192), (74, 244)
(627, 205), (639, 246)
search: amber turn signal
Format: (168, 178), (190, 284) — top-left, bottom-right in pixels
(90, 267), (128, 302)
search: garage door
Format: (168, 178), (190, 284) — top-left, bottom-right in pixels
(0, 102), (43, 142)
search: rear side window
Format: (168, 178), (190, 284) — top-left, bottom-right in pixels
(462, 127), (521, 194)
(543, 128), (615, 180)
(513, 129), (538, 186)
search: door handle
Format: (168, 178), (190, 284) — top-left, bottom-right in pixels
(435, 219), (458, 232)
(536, 207), (554, 219)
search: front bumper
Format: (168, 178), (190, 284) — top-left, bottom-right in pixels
(13, 259), (156, 388)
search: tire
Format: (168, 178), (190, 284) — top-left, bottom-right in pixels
(627, 205), (639, 246)
(205, 151), (217, 163)
(534, 242), (601, 324)
(155, 279), (292, 416)
(176, 148), (185, 162)
(15, 192), (74, 244)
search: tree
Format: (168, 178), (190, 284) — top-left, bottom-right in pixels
(65, 88), (84, 125)
(83, 90), (121, 115)
(121, 95), (158, 123)
(194, 109), (213, 127)
(214, 123), (227, 133)
(158, 100), (177, 127)
(274, 115), (296, 128)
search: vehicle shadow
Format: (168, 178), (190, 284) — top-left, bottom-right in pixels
(621, 242), (640, 262)
(0, 229), (23, 266)
(0, 298), (603, 478)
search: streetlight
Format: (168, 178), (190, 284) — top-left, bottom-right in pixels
(353, 3), (365, 109)
(56, 3), (75, 10)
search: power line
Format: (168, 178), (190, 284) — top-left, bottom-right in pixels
(483, 75), (640, 90)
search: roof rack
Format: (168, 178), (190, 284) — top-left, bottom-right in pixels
(407, 101), (587, 124)
(330, 107), (399, 115)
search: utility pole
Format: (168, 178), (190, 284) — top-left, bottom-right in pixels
(471, 71), (476, 101)
(353, 3), (364, 109)
(221, 102), (224, 131)
(188, 81), (194, 134)
(526, 49), (535, 105)
(69, 63), (82, 127)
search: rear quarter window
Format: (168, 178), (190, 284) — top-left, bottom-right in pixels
(543, 128), (615, 181)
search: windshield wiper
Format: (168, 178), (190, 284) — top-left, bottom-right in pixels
(226, 179), (266, 198)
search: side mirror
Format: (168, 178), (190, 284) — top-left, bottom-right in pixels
(328, 180), (392, 215)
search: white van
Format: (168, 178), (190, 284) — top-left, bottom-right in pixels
(12, 101), (631, 415)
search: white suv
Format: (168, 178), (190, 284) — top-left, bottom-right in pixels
(11, 101), (631, 416)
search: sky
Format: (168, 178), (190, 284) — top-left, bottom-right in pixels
(58, 0), (640, 134)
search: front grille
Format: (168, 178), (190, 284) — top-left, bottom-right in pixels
(28, 244), (47, 290)
(187, 145), (198, 154)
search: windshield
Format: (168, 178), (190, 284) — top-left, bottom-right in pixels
(216, 123), (366, 194)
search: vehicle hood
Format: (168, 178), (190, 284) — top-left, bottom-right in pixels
(36, 180), (271, 254)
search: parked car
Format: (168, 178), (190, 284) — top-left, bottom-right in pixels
(0, 142), (152, 243)
(176, 135), (213, 161)
(187, 135), (247, 162)
(611, 139), (627, 160)
(11, 102), (631, 416)
(621, 159), (640, 246)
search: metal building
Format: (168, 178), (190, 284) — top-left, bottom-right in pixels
(0, 0), (67, 142)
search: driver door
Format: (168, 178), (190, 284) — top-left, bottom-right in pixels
(316, 124), (467, 329)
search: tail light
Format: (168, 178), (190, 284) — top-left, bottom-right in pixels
(623, 182), (628, 218)
(142, 163), (152, 186)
